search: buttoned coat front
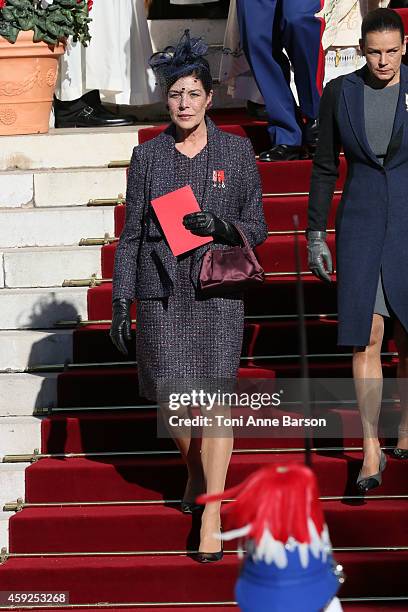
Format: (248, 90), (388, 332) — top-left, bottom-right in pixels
(113, 117), (267, 301)
(308, 64), (408, 346)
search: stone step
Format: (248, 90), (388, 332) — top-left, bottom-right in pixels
(0, 512), (13, 552)
(0, 463), (30, 551)
(0, 126), (150, 171)
(0, 171), (33, 208)
(0, 373), (58, 416)
(0, 463), (28, 504)
(0, 416), (42, 459)
(0, 330), (73, 372)
(0, 287), (87, 330)
(0, 207), (114, 248)
(0, 167), (126, 209)
(2, 246), (101, 288)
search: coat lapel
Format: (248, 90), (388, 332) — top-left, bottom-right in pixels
(147, 116), (226, 292)
(385, 64), (408, 166)
(190, 116), (225, 288)
(147, 125), (179, 286)
(342, 68), (381, 166)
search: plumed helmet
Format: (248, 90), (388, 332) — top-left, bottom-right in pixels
(198, 464), (344, 612)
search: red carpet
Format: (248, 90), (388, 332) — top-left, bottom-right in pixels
(86, 276), (339, 321)
(7, 607), (408, 612)
(1, 113), (407, 610)
(56, 361), (400, 409)
(9, 499), (408, 553)
(10, 602), (407, 612)
(101, 235), (337, 279)
(88, 277), (339, 318)
(73, 318), (339, 364)
(56, 366), (278, 408)
(24, 453), (408, 504)
(113, 195), (340, 237)
(40, 408), (399, 454)
(0, 553), (407, 601)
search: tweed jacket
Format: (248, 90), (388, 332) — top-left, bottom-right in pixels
(112, 117), (268, 301)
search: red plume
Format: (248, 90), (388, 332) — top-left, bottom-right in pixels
(197, 464), (325, 546)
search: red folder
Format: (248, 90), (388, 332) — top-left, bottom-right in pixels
(150, 185), (213, 256)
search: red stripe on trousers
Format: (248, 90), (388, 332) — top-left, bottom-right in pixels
(316, 0), (326, 95)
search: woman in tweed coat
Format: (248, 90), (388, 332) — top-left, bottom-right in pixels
(110, 33), (267, 562)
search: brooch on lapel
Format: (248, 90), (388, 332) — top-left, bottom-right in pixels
(406, 93), (408, 112)
(212, 170), (225, 188)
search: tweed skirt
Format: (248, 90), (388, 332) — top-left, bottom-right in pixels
(135, 253), (245, 403)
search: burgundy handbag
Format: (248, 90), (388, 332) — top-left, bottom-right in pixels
(199, 225), (265, 296)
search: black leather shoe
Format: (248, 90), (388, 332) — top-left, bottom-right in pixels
(259, 144), (307, 162)
(54, 90), (135, 128)
(303, 117), (319, 156)
(81, 90), (136, 122)
(246, 100), (268, 121)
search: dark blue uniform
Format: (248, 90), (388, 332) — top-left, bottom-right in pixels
(237, 0), (323, 146)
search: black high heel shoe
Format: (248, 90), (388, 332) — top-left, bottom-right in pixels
(180, 477), (204, 514)
(356, 450), (387, 492)
(195, 528), (223, 563)
(393, 426), (408, 459)
(195, 548), (223, 563)
(180, 501), (204, 514)
(393, 448), (408, 459)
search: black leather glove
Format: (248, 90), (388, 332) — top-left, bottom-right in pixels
(183, 212), (241, 245)
(110, 298), (132, 355)
(306, 230), (333, 283)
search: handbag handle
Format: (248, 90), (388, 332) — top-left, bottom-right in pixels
(230, 223), (251, 249)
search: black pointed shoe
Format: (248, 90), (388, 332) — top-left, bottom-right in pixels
(195, 527), (223, 563)
(195, 549), (223, 563)
(356, 450), (387, 492)
(54, 90), (135, 128)
(258, 144), (308, 162)
(393, 427), (408, 459)
(393, 448), (408, 459)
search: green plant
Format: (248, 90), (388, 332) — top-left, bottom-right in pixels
(0, 0), (92, 46)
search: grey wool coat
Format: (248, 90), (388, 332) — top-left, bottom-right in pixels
(112, 116), (268, 301)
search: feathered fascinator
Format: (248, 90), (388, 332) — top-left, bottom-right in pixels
(149, 29), (212, 92)
(197, 464), (333, 569)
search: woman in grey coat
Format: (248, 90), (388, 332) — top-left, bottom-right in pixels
(110, 32), (267, 561)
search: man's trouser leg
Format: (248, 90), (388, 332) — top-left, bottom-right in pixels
(236, 0), (301, 146)
(280, 0), (323, 121)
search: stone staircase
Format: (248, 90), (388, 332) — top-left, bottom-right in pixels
(0, 125), (149, 550)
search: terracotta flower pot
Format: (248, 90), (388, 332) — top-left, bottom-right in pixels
(0, 30), (64, 136)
